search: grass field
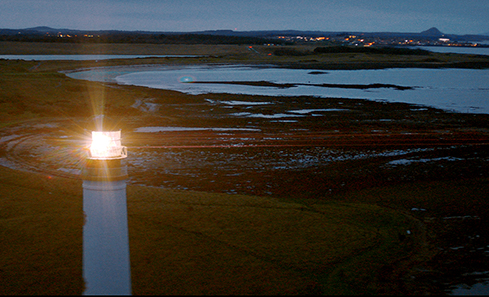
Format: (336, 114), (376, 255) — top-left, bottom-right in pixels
(1, 41), (489, 294)
(0, 164), (434, 295)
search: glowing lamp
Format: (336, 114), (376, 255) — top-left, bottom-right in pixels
(88, 131), (127, 160)
(81, 128), (131, 295)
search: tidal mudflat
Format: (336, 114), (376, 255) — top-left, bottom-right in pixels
(2, 50), (489, 294)
(2, 86), (489, 294)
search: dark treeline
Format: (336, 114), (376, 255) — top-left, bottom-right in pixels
(0, 32), (286, 45)
(313, 46), (431, 55)
(273, 46), (431, 56)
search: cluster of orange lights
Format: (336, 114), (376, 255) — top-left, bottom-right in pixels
(277, 36), (330, 41)
(54, 33), (97, 38)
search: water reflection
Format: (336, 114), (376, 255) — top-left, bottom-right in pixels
(0, 54), (200, 61)
(67, 65), (489, 114)
(452, 281), (489, 295)
(62, 63), (489, 294)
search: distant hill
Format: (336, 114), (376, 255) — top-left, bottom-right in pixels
(1, 26), (488, 44)
(419, 27), (444, 36)
(0, 27), (284, 45)
(25, 26), (59, 32)
(186, 27), (489, 42)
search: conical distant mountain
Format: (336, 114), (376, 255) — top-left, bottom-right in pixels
(420, 27), (444, 36)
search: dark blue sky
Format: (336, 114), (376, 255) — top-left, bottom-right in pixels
(1, 0), (488, 35)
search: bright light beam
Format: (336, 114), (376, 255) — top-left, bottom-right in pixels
(89, 131), (126, 159)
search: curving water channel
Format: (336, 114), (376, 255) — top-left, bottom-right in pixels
(0, 54), (200, 60)
(66, 64), (489, 114)
(62, 63), (489, 294)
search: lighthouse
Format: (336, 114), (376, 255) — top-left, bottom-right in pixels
(81, 125), (131, 295)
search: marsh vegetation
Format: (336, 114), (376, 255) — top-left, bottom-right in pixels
(1, 42), (489, 295)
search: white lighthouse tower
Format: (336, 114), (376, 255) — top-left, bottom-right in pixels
(81, 125), (131, 295)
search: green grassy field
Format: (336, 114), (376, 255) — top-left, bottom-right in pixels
(0, 164), (434, 295)
(1, 42), (489, 294)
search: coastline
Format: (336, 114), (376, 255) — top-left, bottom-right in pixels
(1, 40), (484, 74)
(2, 43), (489, 295)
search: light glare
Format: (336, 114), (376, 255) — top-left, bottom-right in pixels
(89, 131), (126, 159)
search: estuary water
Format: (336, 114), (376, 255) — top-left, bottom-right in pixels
(26, 59), (489, 294)
(67, 64), (489, 114)
(416, 46), (489, 56)
(0, 54), (199, 61)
